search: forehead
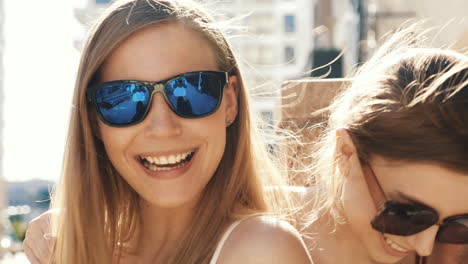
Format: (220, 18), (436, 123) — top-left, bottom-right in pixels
(372, 156), (468, 217)
(100, 22), (219, 83)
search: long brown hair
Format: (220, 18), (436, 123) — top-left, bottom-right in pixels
(308, 25), (468, 226)
(51, 0), (291, 263)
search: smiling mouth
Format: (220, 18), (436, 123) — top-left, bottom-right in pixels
(139, 150), (195, 172)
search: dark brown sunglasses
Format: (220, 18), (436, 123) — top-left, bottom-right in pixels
(362, 163), (468, 244)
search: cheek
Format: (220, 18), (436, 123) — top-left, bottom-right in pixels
(197, 116), (227, 165)
(341, 178), (377, 235)
(201, 132), (226, 181)
(98, 124), (133, 172)
(185, 110), (228, 186)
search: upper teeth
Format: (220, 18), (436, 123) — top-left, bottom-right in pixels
(384, 236), (409, 253)
(141, 150), (193, 165)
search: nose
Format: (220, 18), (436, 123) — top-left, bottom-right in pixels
(142, 94), (182, 138)
(407, 225), (439, 257)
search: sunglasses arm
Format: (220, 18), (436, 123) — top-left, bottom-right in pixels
(362, 164), (389, 212)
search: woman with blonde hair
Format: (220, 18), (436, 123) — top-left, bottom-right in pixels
(22, 0), (311, 263)
(297, 27), (468, 263)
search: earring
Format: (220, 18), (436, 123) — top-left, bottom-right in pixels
(225, 119), (232, 126)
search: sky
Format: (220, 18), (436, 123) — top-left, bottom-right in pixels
(3, 0), (83, 182)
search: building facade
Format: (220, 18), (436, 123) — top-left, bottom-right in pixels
(374, 0), (468, 51)
(74, 0), (113, 49)
(0, 0), (5, 213)
(213, 0), (316, 128)
(0, 0), (7, 250)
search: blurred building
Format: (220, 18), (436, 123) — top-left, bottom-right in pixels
(214, 0), (315, 83)
(374, 0), (468, 51)
(0, 0), (6, 222)
(310, 0), (362, 77)
(0, 0), (8, 256)
(309, 0), (467, 78)
(213, 0), (315, 132)
(74, 0), (113, 50)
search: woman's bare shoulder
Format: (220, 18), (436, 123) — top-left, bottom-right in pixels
(215, 216), (314, 264)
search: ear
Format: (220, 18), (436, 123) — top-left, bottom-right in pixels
(224, 75), (239, 126)
(334, 129), (360, 178)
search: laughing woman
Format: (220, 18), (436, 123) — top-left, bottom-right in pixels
(22, 0), (311, 263)
(298, 28), (468, 264)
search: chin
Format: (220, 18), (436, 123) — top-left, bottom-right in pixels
(141, 189), (203, 209)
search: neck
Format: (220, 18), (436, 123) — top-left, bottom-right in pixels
(120, 197), (199, 262)
(332, 223), (376, 263)
(141, 197), (198, 243)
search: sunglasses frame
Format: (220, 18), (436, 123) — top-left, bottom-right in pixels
(362, 161), (468, 243)
(86, 70), (229, 127)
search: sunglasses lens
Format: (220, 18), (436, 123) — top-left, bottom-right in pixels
(371, 201), (438, 236)
(165, 73), (223, 118)
(95, 83), (150, 126)
(437, 217), (468, 244)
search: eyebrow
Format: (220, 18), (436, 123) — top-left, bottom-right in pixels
(390, 191), (434, 209)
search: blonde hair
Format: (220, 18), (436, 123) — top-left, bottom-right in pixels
(51, 0), (291, 263)
(308, 25), (468, 227)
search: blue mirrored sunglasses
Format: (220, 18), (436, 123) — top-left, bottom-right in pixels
(86, 71), (228, 127)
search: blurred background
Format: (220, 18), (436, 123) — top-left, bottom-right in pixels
(0, 0), (466, 262)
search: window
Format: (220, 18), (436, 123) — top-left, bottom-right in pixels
(284, 46), (295, 64)
(261, 111), (273, 125)
(284, 14), (296, 33)
(260, 110), (275, 153)
(96, 0), (112, 4)
(251, 14), (275, 34)
(244, 45), (276, 65)
(258, 45), (276, 65)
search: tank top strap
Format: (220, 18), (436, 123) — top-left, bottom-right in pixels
(209, 216), (255, 264)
